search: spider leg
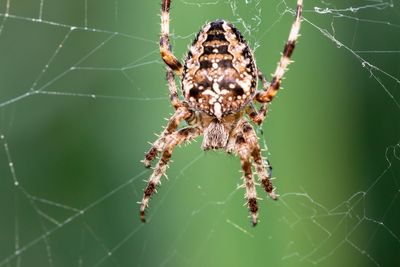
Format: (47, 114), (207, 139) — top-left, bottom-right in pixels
(235, 129), (259, 226)
(253, 148), (276, 199)
(247, 71), (270, 125)
(143, 106), (193, 167)
(161, 0), (184, 109)
(241, 122), (277, 198)
(242, 122), (278, 200)
(140, 127), (202, 222)
(166, 68), (182, 109)
(160, 0), (183, 75)
(246, 101), (268, 126)
(255, 0), (302, 103)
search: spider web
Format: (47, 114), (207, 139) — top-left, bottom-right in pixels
(0, 0), (399, 266)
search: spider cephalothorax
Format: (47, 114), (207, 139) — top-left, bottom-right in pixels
(140, 0), (302, 226)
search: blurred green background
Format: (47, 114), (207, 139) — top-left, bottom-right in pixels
(0, 0), (399, 266)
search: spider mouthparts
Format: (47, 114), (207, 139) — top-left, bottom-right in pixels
(251, 218), (258, 227)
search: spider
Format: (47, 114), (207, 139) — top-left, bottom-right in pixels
(140, 0), (302, 226)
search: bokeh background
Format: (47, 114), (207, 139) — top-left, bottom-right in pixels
(0, 0), (399, 266)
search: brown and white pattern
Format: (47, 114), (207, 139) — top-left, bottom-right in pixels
(182, 20), (257, 119)
(139, 0), (303, 226)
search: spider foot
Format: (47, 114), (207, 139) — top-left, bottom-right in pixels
(140, 210), (146, 223)
(141, 159), (152, 168)
(248, 198), (259, 227)
(269, 191), (278, 201)
(251, 214), (258, 227)
(260, 178), (278, 200)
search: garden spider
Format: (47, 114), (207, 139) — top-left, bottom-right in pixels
(140, 0), (302, 226)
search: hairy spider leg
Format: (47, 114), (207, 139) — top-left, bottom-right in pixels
(140, 127), (202, 222)
(242, 122), (277, 199)
(161, 0), (184, 109)
(235, 127), (259, 226)
(166, 68), (182, 109)
(160, 0), (183, 75)
(242, 70), (269, 125)
(246, 71), (270, 125)
(143, 107), (192, 167)
(255, 0), (302, 107)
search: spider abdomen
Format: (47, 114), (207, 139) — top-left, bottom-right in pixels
(182, 20), (257, 119)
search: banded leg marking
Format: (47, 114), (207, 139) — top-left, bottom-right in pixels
(256, 0), (302, 103)
(160, 0), (183, 74)
(140, 127), (201, 222)
(143, 107), (192, 167)
(236, 131), (259, 226)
